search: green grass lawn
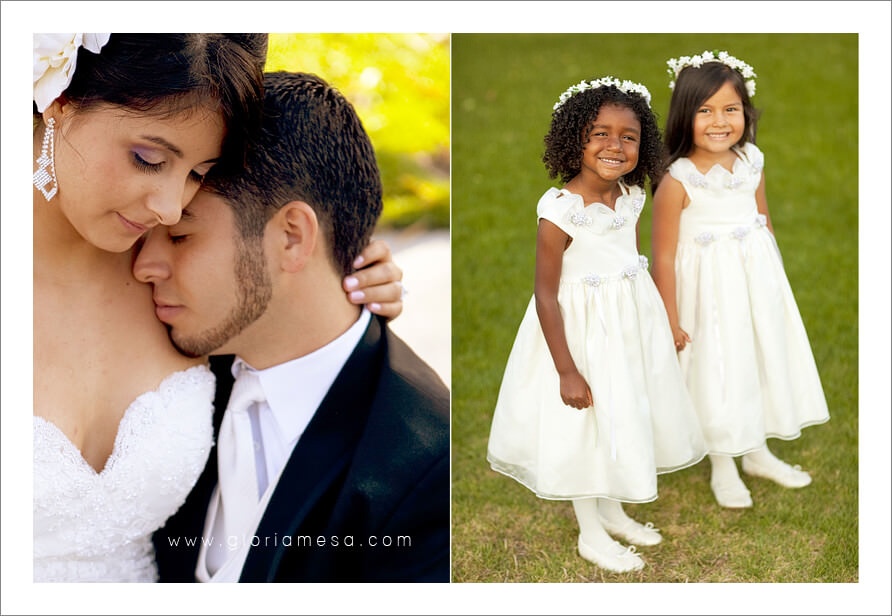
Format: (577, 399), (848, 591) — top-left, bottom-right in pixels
(451, 33), (858, 584)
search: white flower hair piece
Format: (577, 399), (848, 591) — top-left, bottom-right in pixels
(553, 76), (652, 111)
(34, 33), (111, 112)
(666, 50), (757, 98)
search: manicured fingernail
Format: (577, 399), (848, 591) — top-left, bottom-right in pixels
(349, 290), (365, 302)
(345, 276), (359, 290)
(353, 255), (365, 267)
(369, 303), (381, 312)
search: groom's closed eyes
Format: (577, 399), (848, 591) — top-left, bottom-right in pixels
(165, 205), (198, 245)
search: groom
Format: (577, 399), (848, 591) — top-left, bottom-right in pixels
(138, 72), (449, 582)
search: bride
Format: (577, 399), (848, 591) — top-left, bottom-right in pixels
(32, 33), (404, 582)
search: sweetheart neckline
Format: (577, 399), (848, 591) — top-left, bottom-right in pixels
(33, 365), (210, 476)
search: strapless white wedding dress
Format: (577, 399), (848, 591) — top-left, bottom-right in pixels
(33, 365), (215, 582)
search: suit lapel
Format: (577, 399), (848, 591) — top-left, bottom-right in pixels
(210, 354), (237, 412)
(239, 316), (385, 582)
(152, 355), (236, 581)
(183, 356), (234, 546)
(202, 355), (237, 498)
(186, 356), (234, 544)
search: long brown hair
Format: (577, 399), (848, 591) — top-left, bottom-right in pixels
(663, 62), (760, 170)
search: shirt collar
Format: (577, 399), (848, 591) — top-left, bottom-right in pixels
(231, 308), (372, 447)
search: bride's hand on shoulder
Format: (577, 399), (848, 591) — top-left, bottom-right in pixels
(343, 239), (404, 320)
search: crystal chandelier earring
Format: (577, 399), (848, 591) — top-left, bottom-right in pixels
(33, 118), (58, 201)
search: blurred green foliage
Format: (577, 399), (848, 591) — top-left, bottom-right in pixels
(265, 34), (449, 229)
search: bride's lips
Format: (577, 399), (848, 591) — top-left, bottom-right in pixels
(118, 213), (150, 235)
(153, 299), (184, 323)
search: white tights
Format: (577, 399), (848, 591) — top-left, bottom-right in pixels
(710, 445), (787, 483)
(572, 497), (636, 550)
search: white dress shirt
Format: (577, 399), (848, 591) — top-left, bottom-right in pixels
(197, 308), (371, 582)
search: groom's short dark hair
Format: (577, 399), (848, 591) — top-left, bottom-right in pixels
(207, 71), (383, 276)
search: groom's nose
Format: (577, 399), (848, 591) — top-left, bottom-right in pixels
(133, 227), (172, 283)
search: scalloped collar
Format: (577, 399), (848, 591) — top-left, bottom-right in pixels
(552, 182), (643, 213)
(684, 145), (752, 179)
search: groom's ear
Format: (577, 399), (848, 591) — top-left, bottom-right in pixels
(270, 201), (318, 273)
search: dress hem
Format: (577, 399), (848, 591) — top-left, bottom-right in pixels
(486, 449), (707, 503)
(703, 415), (830, 457)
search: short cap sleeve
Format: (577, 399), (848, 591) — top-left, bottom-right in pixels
(667, 157), (693, 184)
(536, 188), (578, 238)
(739, 142), (765, 174)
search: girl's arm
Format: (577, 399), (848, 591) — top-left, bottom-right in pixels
(344, 239), (404, 319)
(651, 176), (692, 351)
(534, 219), (593, 410)
(755, 171), (775, 235)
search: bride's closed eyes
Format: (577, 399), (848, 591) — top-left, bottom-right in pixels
(131, 150), (211, 183)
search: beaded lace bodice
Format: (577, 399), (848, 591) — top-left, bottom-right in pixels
(33, 365), (215, 582)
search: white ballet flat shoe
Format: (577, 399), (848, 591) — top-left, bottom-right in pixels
(710, 478), (753, 509)
(599, 516), (662, 546)
(742, 456), (812, 488)
(577, 536), (645, 573)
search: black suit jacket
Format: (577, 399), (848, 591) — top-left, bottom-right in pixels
(152, 315), (450, 582)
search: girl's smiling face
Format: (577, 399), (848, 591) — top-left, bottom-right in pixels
(45, 101), (225, 253)
(691, 80), (746, 158)
(579, 103), (641, 184)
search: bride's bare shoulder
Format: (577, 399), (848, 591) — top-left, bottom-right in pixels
(119, 278), (205, 374)
(83, 279), (209, 420)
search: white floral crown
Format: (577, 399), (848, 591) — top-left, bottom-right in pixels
(666, 50), (757, 98)
(34, 33), (111, 112)
(553, 76), (652, 111)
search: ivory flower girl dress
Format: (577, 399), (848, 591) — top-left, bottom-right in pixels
(488, 183), (706, 503)
(668, 142), (829, 455)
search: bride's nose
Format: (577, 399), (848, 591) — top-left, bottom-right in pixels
(132, 227), (172, 283)
(145, 179), (189, 227)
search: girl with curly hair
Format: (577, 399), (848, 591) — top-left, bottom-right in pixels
(651, 52), (829, 509)
(487, 78), (706, 573)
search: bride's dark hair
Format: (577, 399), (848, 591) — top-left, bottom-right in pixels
(35, 34), (268, 175)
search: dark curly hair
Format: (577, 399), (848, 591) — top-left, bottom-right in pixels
(543, 83), (662, 188)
